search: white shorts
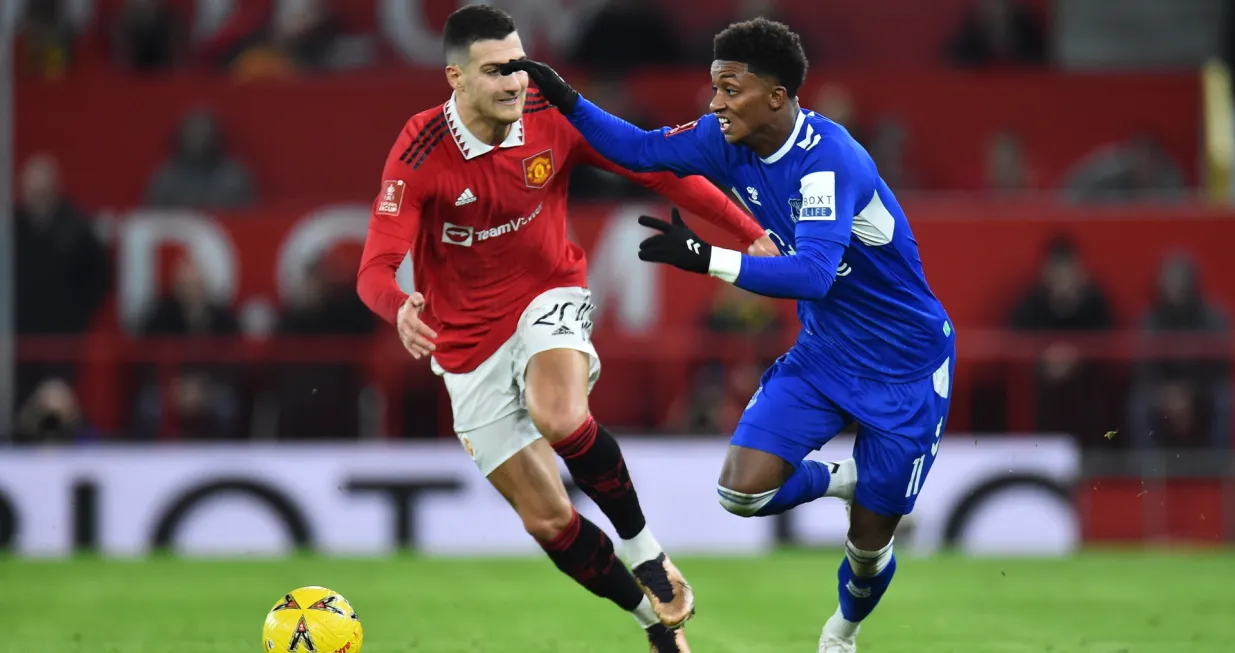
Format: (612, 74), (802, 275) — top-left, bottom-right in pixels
(430, 286), (601, 476)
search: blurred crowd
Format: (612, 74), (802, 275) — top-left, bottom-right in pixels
(10, 0), (1206, 200)
(675, 239), (1232, 452)
(8, 0), (1235, 452)
(11, 0), (1056, 77)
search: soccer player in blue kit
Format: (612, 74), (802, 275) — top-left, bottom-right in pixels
(502, 17), (955, 653)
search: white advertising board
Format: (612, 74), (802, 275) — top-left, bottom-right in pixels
(0, 435), (1079, 558)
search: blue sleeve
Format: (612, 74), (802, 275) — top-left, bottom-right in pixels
(567, 97), (729, 181)
(729, 142), (871, 301)
(736, 232), (846, 300)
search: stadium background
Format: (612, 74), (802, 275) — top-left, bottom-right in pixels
(4, 1), (1235, 651)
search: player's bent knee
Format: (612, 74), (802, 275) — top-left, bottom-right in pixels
(718, 445), (794, 495)
(716, 484), (779, 517)
(524, 349), (593, 443)
(524, 380), (589, 443)
(848, 527), (896, 553)
(528, 404), (589, 443)
(845, 538), (894, 578)
(518, 500), (576, 542)
(847, 503), (901, 552)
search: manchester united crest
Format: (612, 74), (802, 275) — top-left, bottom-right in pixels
(522, 149), (555, 188)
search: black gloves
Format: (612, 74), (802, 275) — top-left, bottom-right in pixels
(498, 59), (580, 114)
(637, 208), (712, 275)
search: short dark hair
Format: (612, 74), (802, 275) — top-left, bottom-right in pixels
(713, 18), (808, 98)
(443, 5), (517, 62)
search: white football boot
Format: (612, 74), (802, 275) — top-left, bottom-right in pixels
(818, 607), (859, 653)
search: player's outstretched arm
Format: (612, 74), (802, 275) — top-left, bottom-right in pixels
(500, 60), (726, 180)
(637, 208), (846, 301)
(575, 141), (765, 247)
(638, 144), (869, 301)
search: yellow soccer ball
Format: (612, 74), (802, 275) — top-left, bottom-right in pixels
(261, 586), (364, 653)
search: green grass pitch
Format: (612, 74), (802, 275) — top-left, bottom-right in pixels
(5, 549), (1234, 652)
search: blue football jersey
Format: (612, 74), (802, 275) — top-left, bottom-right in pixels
(569, 100), (953, 381)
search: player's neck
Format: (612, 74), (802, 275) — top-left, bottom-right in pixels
(747, 102), (801, 159)
(455, 100), (511, 146)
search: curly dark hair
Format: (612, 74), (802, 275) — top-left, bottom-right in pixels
(713, 18), (809, 98)
(443, 5), (517, 62)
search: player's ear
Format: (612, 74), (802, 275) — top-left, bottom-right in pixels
(445, 63), (464, 92)
(768, 86), (788, 111)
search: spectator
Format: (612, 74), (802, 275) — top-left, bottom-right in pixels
(669, 359), (765, 435)
(133, 368), (242, 441)
(15, 153), (111, 336)
(568, 76), (659, 200)
(571, 0), (682, 73)
(985, 130), (1037, 193)
(866, 118), (920, 191)
(694, 0), (817, 66)
(14, 0), (77, 79)
(131, 254), (243, 441)
(11, 378), (98, 445)
(945, 0), (1047, 68)
(1008, 236), (1116, 440)
(1009, 237), (1114, 333)
(1128, 254), (1230, 450)
(144, 108), (257, 209)
(227, 0), (352, 80)
(265, 250), (375, 440)
(702, 282), (785, 340)
(140, 253), (239, 336)
(109, 0), (185, 72)
(810, 84), (866, 146)
(277, 250), (376, 337)
(14, 153), (111, 408)
(669, 285), (785, 433)
(1062, 133), (1189, 204)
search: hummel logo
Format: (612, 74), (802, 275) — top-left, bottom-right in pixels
(686, 238), (701, 255)
(796, 123), (821, 151)
(552, 325), (574, 336)
(455, 188), (477, 206)
(845, 580), (872, 598)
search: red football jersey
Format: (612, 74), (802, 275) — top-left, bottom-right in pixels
(357, 91), (764, 374)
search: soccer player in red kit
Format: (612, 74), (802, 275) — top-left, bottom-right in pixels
(356, 5), (772, 652)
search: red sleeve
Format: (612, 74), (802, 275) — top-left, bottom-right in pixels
(357, 157), (423, 326)
(574, 138), (765, 246)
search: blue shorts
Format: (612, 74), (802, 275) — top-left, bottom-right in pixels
(730, 342), (955, 516)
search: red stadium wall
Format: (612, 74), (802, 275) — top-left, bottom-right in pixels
(15, 69), (1200, 207)
(1080, 478), (1235, 544)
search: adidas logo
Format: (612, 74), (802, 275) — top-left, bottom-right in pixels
(455, 188), (477, 206)
(551, 325), (574, 336)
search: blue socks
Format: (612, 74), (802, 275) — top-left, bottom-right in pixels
(837, 540), (897, 622)
(715, 458), (857, 517)
(754, 459), (834, 516)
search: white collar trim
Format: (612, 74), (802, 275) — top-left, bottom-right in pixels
(444, 93), (525, 160)
(760, 110), (806, 165)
